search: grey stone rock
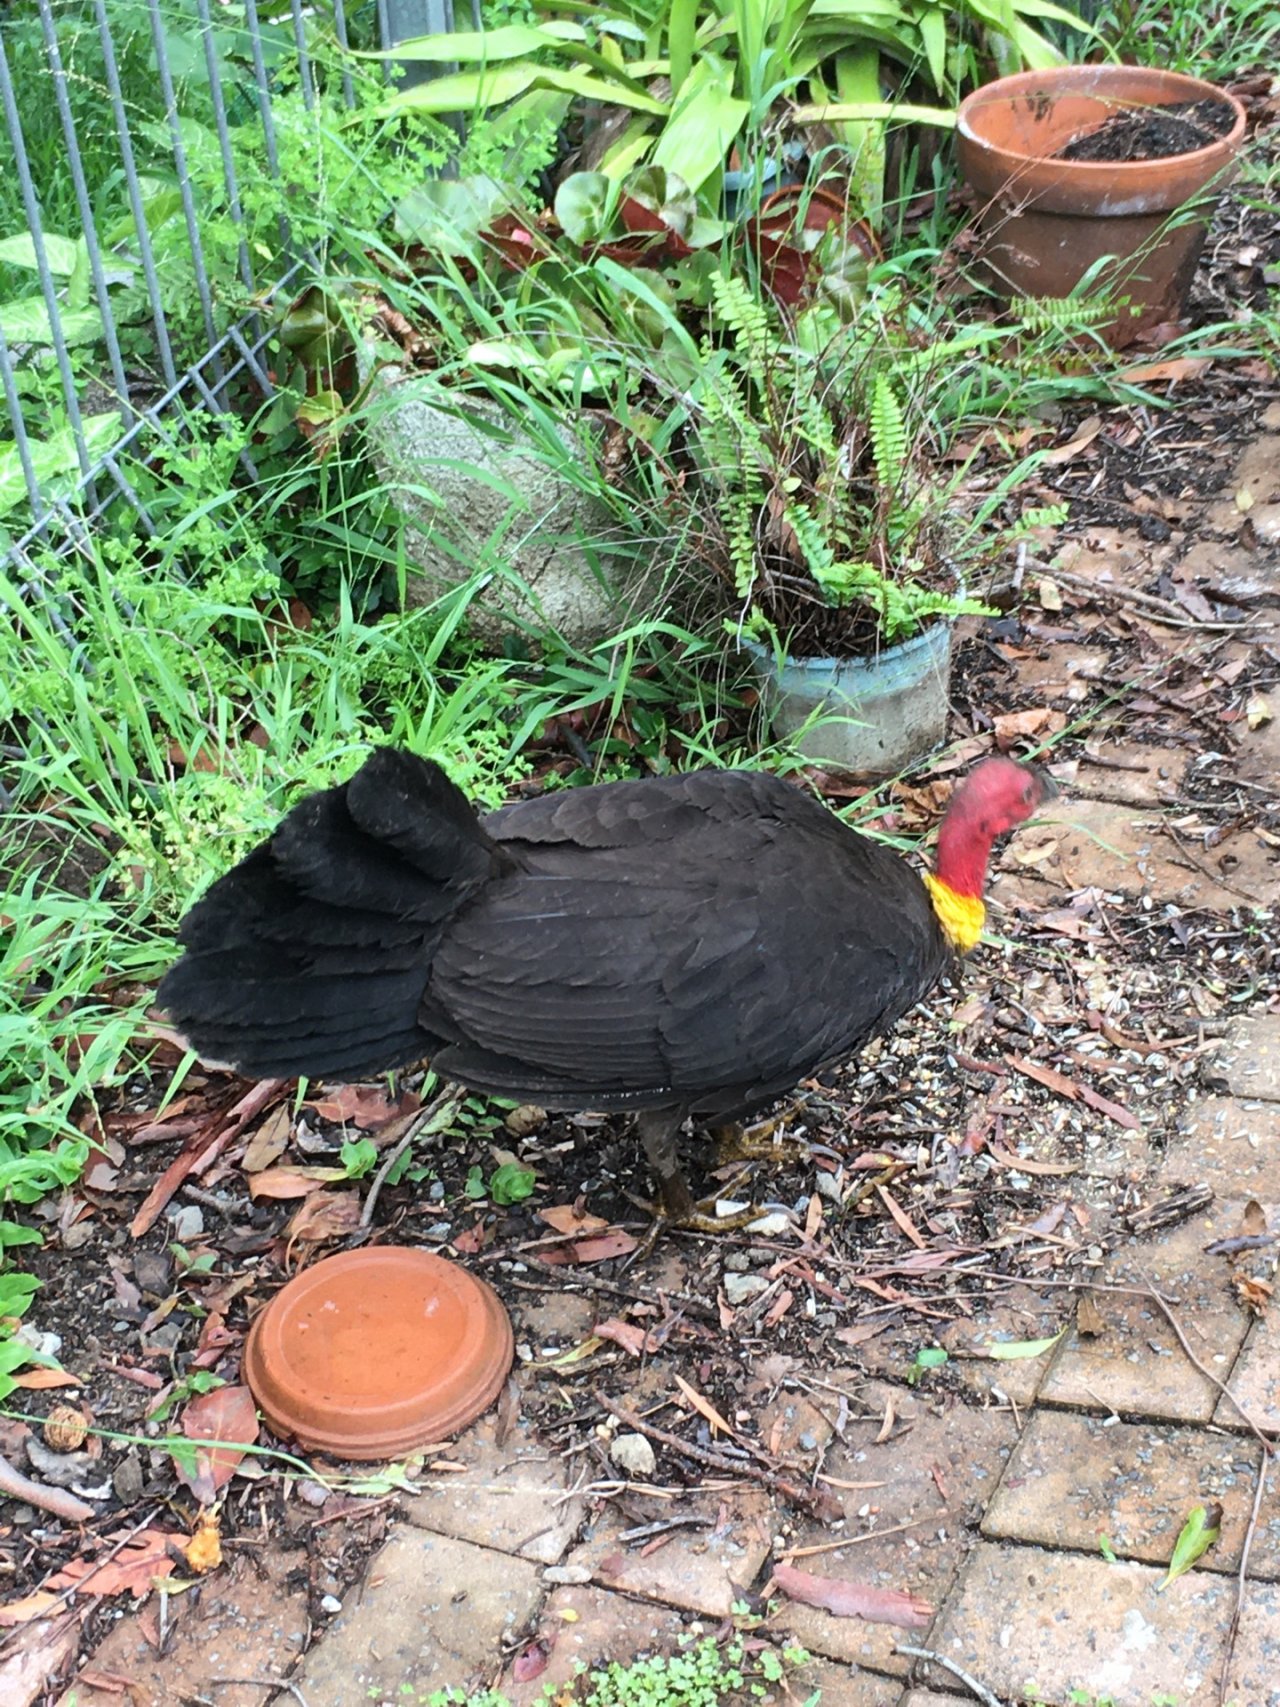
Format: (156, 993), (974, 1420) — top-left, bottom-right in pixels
(364, 367), (662, 648)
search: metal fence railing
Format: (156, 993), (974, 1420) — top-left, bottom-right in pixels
(0, 0), (460, 579)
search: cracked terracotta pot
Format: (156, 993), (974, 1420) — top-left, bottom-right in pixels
(957, 66), (1246, 348)
(244, 1247), (513, 1460)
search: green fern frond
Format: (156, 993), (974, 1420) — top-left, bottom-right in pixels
(868, 373), (908, 493)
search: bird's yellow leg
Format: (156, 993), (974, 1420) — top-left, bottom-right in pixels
(710, 1097), (812, 1167)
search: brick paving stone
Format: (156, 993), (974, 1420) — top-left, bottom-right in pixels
(403, 1413), (584, 1562)
(1217, 1309), (1280, 1435)
(293, 1527), (542, 1706)
(1224, 1578), (1280, 1707)
(564, 1487), (774, 1618)
(1039, 1203), (1253, 1423)
(935, 1289), (1068, 1409)
(1211, 1013), (1280, 1104)
(772, 1391), (1015, 1676)
(1159, 1095), (1280, 1198)
(796, 1657), (901, 1705)
(504, 1584), (698, 1706)
(927, 1540), (1235, 1706)
(981, 1408), (1278, 1578)
(56, 1550), (307, 1707)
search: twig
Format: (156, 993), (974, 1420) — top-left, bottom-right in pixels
(1144, 1281), (1276, 1452)
(360, 1086), (460, 1228)
(307, 1493), (399, 1529)
(780, 1515), (929, 1561)
(1219, 1452), (1269, 1707)
(1048, 565), (1251, 632)
(592, 1390), (838, 1523)
(896, 1645), (1004, 1707)
(0, 1451), (94, 1522)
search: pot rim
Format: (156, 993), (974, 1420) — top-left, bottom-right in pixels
(957, 65), (1247, 172)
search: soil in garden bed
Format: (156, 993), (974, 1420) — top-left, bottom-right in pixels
(1057, 97), (1236, 164)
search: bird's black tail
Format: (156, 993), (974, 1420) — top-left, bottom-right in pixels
(158, 748), (505, 1082)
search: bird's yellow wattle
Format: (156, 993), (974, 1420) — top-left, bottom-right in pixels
(922, 873), (986, 953)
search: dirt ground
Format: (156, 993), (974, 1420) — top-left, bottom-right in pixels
(2, 87), (1279, 1707)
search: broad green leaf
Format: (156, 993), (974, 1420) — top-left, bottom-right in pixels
(917, 6), (947, 92)
(652, 60), (750, 192)
(0, 297), (104, 347)
(0, 233), (80, 276)
(362, 22), (588, 61)
(555, 172), (617, 243)
(791, 98), (956, 128)
(830, 46), (886, 223)
(0, 410), (121, 517)
(1159, 1503), (1222, 1589)
(980, 1329), (1065, 1360)
(379, 63), (667, 118)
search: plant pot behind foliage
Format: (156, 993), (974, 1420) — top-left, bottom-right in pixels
(743, 622), (952, 776)
(957, 66), (1245, 348)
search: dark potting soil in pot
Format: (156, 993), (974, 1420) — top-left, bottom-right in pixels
(1055, 97), (1235, 164)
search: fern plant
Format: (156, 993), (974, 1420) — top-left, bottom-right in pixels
(689, 278), (992, 651)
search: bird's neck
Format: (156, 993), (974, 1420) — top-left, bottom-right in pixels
(925, 806), (999, 952)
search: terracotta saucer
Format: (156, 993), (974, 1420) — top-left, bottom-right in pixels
(243, 1247), (513, 1459)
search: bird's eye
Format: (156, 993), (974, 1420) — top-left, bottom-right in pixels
(1022, 783), (1035, 803)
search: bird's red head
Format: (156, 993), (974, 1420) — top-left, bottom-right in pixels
(933, 757), (1055, 902)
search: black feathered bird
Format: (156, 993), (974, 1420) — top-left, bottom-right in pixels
(159, 750), (1052, 1219)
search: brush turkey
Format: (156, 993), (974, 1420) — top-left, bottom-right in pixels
(160, 749), (1052, 1217)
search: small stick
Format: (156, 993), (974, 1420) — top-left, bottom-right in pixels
(1218, 1448), (1269, 1707)
(360, 1086), (459, 1228)
(593, 1390), (837, 1523)
(1047, 565), (1250, 633)
(780, 1516), (929, 1561)
(896, 1644), (1004, 1707)
(0, 1452), (94, 1523)
(1143, 1281), (1276, 1452)
(308, 1493), (399, 1530)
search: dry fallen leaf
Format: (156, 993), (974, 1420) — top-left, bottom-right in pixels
(46, 1529), (179, 1600)
(247, 1164), (346, 1200)
(674, 1375), (734, 1438)
(307, 1084), (418, 1131)
(241, 1103), (292, 1172)
(285, 1188), (362, 1252)
(174, 1385), (259, 1504)
(1246, 694), (1272, 729)
(772, 1563), (931, 1628)
(1076, 1293), (1107, 1337)
(0, 1609), (84, 1707)
(539, 1204), (610, 1238)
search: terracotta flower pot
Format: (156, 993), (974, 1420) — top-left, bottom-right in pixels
(957, 66), (1246, 348)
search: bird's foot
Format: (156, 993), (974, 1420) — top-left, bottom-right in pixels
(711, 1100), (811, 1167)
(623, 1170), (769, 1265)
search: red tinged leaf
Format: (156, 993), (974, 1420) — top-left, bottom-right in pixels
(307, 1084), (419, 1130)
(174, 1384), (259, 1503)
(247, 1164), (345, 1199)
(46, 1529), (180, 1600)
(593, 1318), (655, 1357)
(772, 1563), (931, 1628)
(511, 1638), (553, 1682)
